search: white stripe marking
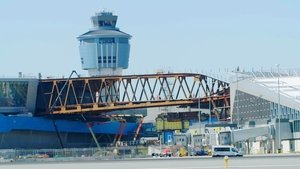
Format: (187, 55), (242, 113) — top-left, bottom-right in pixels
(145, 164), (300, 169)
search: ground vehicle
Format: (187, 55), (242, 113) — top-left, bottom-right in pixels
(212, 145), (243, 157)
(151, 147), (172, 157)
(191, 149), (208, 156)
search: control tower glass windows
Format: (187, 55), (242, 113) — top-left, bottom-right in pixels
(98, 56), (116, 65)
(98, 20), (116, 27)
(108, 56), (111, 63)
(113, 56), (116, 63)
(99, 38), (115, 43)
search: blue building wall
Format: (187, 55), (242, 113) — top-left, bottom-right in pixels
(0, 114), (137, 134)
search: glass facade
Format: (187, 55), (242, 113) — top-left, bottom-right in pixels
(293, 120), (300, 132)
(233, 90), (300, 126)
(0, 81), (28, 107)
(270, 103), (300, 120)
(232, 91), (271, 125)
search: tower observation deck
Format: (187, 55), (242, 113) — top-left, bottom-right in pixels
(78, 11), (131, 76)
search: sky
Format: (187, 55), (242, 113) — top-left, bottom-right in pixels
(0, 0), (300, 78)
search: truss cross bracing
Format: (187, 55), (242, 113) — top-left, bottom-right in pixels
(38, 73), (230, 119)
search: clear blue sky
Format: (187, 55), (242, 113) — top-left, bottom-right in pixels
(0, 0), (300, 77)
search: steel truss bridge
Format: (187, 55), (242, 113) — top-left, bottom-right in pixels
(37, 73), (230, 120)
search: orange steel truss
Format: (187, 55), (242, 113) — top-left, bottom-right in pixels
(39, 73), (230, 116)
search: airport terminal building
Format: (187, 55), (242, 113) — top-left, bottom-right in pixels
(229, 69), (300, 152)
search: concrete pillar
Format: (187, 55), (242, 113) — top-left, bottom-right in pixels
(295, 140), (300, 152)
(282, 140), (290, 153)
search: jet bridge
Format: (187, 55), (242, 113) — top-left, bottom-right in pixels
(219, 125), (271, 145)
(219, 120), (293, 152)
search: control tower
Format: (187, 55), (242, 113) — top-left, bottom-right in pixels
(78, 11), (131, 76)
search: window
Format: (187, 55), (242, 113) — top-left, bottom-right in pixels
(168, 135), (172, 142)
(108, 56), (111, 63)
(99, 38), (115, 43)
(98, 20), (115, 27)
(231, 148), (238, 153)
(113, 56), (116, 63)
(214, 147), (230, 151)
(0, 81), (28, 107)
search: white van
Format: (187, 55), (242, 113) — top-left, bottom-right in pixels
(212, 145), (243, 157)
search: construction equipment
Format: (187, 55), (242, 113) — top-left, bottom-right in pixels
(133, 116), (144, 143)
(113, 119), (127, 146)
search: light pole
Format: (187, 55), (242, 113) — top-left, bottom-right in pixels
(236, 67), (239, 128)
(198, 97), (201, 134)
(209, 97), (211, 124)
(276, 64), (281, 153)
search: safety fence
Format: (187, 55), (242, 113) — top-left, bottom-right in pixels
(0, 146), (149, 163)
